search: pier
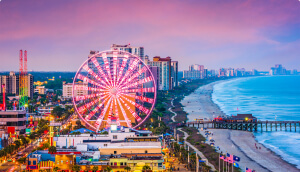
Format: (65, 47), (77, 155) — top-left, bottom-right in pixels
(186, 121), (300, 132)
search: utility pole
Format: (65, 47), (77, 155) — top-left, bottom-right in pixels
(196, 154), (199, 172)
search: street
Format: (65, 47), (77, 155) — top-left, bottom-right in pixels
(0, 135), (46, 172)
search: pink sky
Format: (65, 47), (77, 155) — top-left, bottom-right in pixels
(0, 0), (300, 71)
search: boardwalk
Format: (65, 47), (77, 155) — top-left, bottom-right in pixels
(178, 128), (216, 171)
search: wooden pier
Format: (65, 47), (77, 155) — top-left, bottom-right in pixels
(186, 121), (300, 132)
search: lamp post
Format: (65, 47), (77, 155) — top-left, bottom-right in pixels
(151, 160), (153, 171)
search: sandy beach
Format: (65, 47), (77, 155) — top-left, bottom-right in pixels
(181, 80), (299, 172)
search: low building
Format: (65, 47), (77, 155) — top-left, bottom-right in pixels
(229, 114), (257, 122)
(26, 128), (165, 172)
(0, 110), (26, 134)
(34, 86), (46, 94)
(37, 106), (54, 115)
(62, 81), (88, 100)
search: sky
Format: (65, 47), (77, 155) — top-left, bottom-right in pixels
(0, 0), (300, 71)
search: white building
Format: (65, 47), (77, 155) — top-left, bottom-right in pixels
(53, 128), (160, 153)
(184, 64), (206, 79)
(62, 81), (88, 100)
(110, 44), (145, 61)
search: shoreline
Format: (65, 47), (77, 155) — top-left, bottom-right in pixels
(181, 79), (299, 172)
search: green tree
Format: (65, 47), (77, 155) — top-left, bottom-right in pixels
(53, 167), (60, 172)
(48, 146), (57, 154)
(41, 142), (50, 150)
(124, 166), (131, 172)
(17, 157), (26, 163)
(72, 165), (81, 172)
(14, 140), (21, 149)
(52, 106), (65, 118)
(142, 165), (151, 172)
(105, 166), (112, 172)
(92, 166), (99, 172)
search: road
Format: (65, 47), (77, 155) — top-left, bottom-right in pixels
(0, 135), (46, 172)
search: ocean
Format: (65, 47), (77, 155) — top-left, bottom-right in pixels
(212, 76), (300, 169)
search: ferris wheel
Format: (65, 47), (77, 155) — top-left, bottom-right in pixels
(72, 50), (157, 132)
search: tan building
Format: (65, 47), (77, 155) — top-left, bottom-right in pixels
(34, 86), (46, 94)
(62, 81), (88, 100)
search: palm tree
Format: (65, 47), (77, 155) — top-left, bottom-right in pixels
(92, 166), (99, 172)
(72, 164), (81, 172)
(105, 166), (112, 172)
(124, 166), (131, 172)
(53, 167), (60, 172)
(48, 146), (57, 154)
(142, 165), (151, 172)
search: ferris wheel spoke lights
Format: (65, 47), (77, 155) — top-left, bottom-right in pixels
(72, 50), (157, 132)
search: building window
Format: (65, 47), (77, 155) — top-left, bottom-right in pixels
(61, 160), (63, 164)
(33, 161), (36, 165)
(120, 162), (123, 166)
(111, 162), (113, 166)
(104, 144), (107, 147)
(113, 135), (117, 139)
(145, 150), (148, 153)
(124, 162), (127, 166)
(114, 151), (117, 154)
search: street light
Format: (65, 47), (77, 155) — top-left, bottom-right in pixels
(151, 160), (153, 171)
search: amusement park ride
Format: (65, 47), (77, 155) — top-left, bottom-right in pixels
(19, 50), (29, 110)
(0, 84), (6, 111)
(72, 50), (157, 132)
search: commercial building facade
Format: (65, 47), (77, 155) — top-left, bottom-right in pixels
(0, 110), (26, 135)
(0, 72), (33, 98)
(27, 128), (165, 172)
(62, 81), (88, 100)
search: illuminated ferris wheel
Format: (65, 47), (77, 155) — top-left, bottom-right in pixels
(72, 50), (157, 132)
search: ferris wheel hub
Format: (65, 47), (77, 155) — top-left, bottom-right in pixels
(110, 87), (118, 95)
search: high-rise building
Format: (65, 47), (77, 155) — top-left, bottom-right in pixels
(184, 64), (205, 79)
(111, 44), (145, 61)
(171, 61), (178, 88)
(269, 64), (287, 75)
(0, 72), (33, 98)
(146, 56), (173, 90)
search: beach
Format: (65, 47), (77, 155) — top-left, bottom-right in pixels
(181, 80), (299, 172)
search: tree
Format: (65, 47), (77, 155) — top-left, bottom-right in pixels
(142, 165), (151, 172)
(124, 166), (131, 172)
(92, 166), (99, 172)
(17, 157), (26, 163)
(42, 142), (50, 149)
(14, 140), (21, 149)
(72, 165), (81, 172)
(48, 146), (57, 154)
(53, 167), (60, 172)
(105, 166), (112, 172)
(52, 106), (65, 118)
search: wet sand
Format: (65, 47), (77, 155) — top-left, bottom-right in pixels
(181, 80), (299, 172)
